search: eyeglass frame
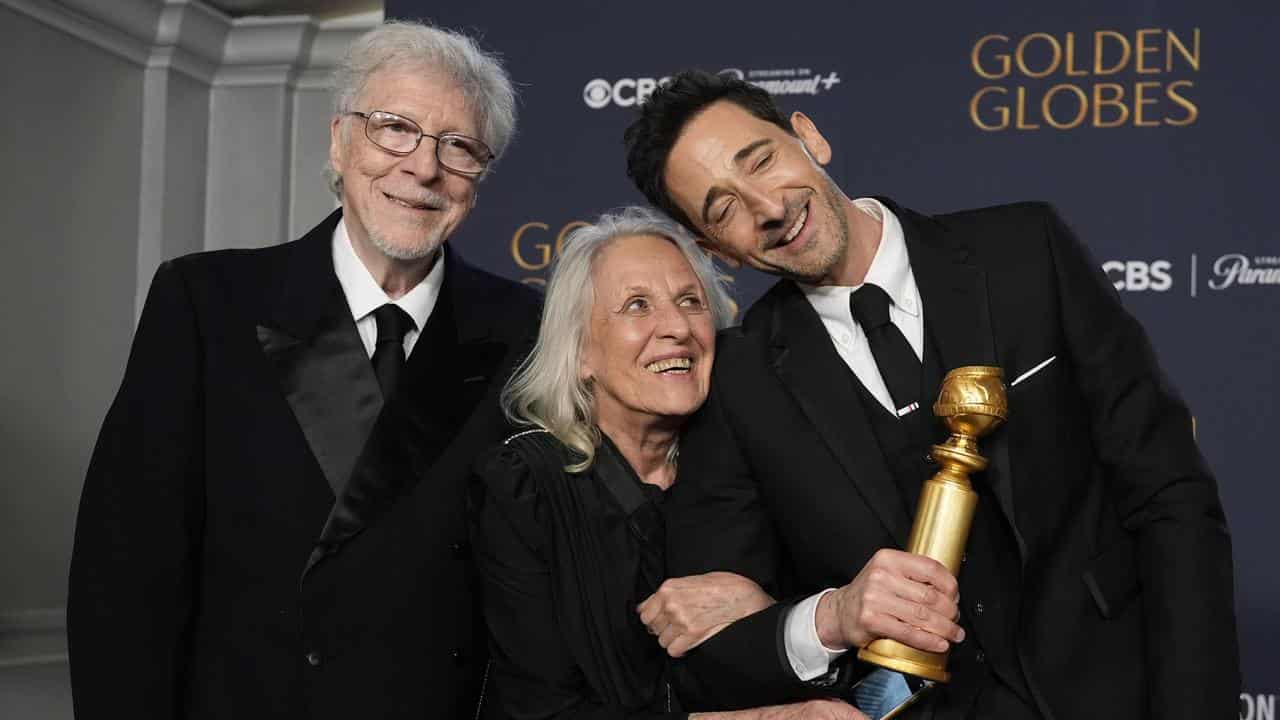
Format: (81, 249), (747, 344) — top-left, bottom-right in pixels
(344, 110), (495, 176)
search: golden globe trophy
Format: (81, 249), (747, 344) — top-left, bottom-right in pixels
(857, 366), (1008, 683)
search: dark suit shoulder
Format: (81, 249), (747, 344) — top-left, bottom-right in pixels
(925, 200), (1073, 271)
(708, 323), (774, 394)
(447, 253), (542, 336)
(159, 239), (315, 314)
(932, 200), (1060, 241)
(161, 243), (287, 279)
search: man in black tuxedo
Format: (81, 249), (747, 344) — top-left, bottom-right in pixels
(624, 70), (1239, 719)
(67, 21), (539, 719)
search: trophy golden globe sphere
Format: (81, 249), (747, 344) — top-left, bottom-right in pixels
(931, 366), (1009, 462)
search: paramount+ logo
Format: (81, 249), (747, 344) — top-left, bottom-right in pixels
(969, 27), (1200, 131)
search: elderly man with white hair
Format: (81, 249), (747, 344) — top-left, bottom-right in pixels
(68, 20), (539, 719)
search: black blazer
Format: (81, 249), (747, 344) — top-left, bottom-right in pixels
(664, 201), (1239, 719)
(68, 209), (541, 719)
(471, 431), (684, 719)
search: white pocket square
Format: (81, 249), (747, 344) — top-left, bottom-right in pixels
(1010, 355), (1057, 387)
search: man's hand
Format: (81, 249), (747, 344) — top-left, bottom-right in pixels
(691, 699), (870, 720)
(816, 548), (964, 653)
(638, 571), (775, 657)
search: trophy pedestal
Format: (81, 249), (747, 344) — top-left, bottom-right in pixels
(857, 643), (950, 683)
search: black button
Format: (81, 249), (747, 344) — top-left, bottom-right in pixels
(961, 552), (967, 564)
(305, 652), (321, 666)
(924, 453), (937, 465)
(975, 650), (986, 663)
(450, 648), (465, 665)
(974, 601), (985, 615)
(450, 541), (466, 557)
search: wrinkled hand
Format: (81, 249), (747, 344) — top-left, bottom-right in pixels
(637, 571), (775, 658)
(691, 699), (869, 720)
(816, 548), (964, 653)
(775, 699), (869, 720)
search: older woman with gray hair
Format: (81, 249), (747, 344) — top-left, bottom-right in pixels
(471, 207), (866, 720)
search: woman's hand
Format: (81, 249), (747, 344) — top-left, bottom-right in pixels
(691, 699), (870, 720)
(637, 571), (775, 657)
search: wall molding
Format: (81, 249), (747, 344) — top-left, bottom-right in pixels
(0, 608), (67, 668)
(0, 0), (158, 67)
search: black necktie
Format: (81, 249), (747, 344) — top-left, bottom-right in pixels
(849, 284), (921, 416)
(371, 304), (414, 399)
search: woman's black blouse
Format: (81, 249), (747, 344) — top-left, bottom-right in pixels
(471, 429), (686, 720)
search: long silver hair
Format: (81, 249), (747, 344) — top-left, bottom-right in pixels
(502, 206), (735, 472)
(325, 19), (517, 197)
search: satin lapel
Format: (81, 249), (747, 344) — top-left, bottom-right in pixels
(768, 283), (911, 547)
(304, 250), (511, 575)
(256, 209), (383, 500)
(893, 203), (1024, 559)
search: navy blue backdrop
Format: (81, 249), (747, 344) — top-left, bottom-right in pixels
(389, 1), (1278, 712)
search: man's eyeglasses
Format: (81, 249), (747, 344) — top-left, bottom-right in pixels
(346, 110), (494, 176)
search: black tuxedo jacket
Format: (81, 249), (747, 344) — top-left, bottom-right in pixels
(665, 201), (1239, 719)
(68, 209), (541, 719)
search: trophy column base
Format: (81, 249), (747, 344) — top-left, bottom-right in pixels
(857, 641), (951, 683)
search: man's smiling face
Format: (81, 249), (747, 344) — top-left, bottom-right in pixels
(662, 101), (853, 285)
(329, 66), (481, 262)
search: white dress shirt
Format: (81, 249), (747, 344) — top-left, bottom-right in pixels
(332, 219), (444, 359)
(782, 198), (926, 680)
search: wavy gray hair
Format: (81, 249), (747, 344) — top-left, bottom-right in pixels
(325, 19), (517, 197)
(502, 206), (735, 472)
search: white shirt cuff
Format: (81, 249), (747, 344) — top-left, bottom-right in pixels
(783, 588), (849, 681)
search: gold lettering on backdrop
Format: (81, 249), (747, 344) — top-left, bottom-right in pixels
(967, 27), (1201, 131)
(1135, 28), (1162, 73)
(1134, 81), (1161, 126)
(1092, 83), (1129, 128)
(510, 220), (591, 284)
(1015, 33), (1061, 78)
(971, 34), (1012, 79)
(1043, 84), (1088, 129)
(1094, 31), (1131, 75)
(1165, 80), (1198, 126)
(1167, 28), (1200, 71)
(512, 222), (552, 270)
(1063, 33), (1088, 76)
(1015, 86), (1040, 130)
(970, 86), (1010, 130)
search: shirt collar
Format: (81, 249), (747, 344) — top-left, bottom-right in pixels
(801, 197), (920, 321)
(332, 218), (445, 332)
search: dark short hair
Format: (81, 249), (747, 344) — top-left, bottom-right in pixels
(623, 69), (792, 233)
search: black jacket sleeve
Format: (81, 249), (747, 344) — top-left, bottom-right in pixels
(1040, 204), (1240, 718)
(68, 261), (206, 718)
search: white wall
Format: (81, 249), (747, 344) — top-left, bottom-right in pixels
(0, 1), (380, 714)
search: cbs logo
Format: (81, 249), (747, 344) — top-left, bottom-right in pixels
(583, 76), (671, 109)
(1102, 259), (1173, 292)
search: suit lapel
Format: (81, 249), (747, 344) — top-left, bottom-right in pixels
(256, 209), (383, 500)
(766, 284), (911, 547)
(303, 250), (513, 576)
(890, 201), (1026, 560)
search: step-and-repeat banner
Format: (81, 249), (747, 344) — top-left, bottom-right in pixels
(389, 0), (1277, 712)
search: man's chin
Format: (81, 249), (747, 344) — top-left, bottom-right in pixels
(369, 230), (443, 262)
